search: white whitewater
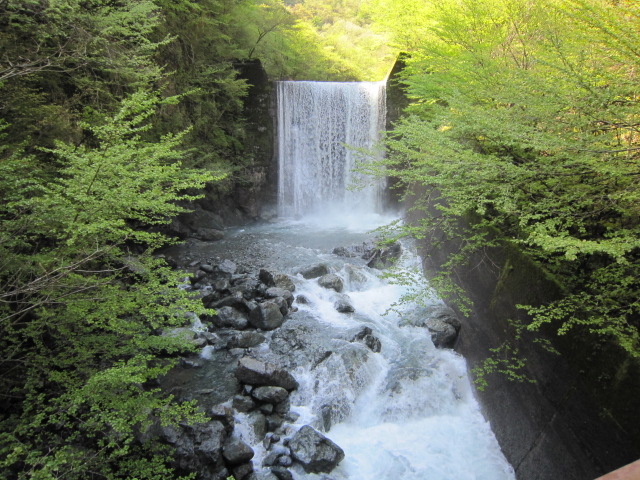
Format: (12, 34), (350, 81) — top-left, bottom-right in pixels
(277, 81), (387, 219)
(286, 244), (516, 480)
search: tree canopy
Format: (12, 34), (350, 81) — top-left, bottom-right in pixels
(373, 0), (639, 360)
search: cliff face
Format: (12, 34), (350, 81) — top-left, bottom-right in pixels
(386, 62), (639, 479)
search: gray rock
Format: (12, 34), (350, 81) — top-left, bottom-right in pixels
(260, 403), (274, 414)
(274, 397), (291, 415)
(297, 264), (329, 279)
(400, 305), (461, 348)
(273, 273), (296, 292)
(216, 259), (237, 276)
(249, 301), (285, 330)
(333, 294), (354, 313)
(193, 227), (225, 241)
(246, 411), (267, 439)
(266, 413), (284, 431)
(296, 295), (309, 305)
(270, 466), (294, 480)
(222, 437), (255, 465)
(236, 356), (299, 390)
(227, 331), (266, 349)
(200, 263), (215, 273)
(351, 326), (382, 353)
(233, 462), (254, 480)
(212, 306), (249, 330)
(425, 318), (458, 348)
(251, 386), (289, 404)
(259, 269), (276, 287)
(265, 287), (294, 307)
(318, 274), (343, 293)
(289, 426), (345, 473)
(366, 242), (402, 269)
(210, 291), (247, 311)
(212, 277), (230, 292)
(210, 404), (234, 433)
(271, 296), (290, 316)
(233, 394), (257, 413)
(332, 241), (375, 259)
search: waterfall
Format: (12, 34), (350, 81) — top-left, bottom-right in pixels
(277, 81), (387, 219)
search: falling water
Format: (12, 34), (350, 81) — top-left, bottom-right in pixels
(277, 81), (387, 219)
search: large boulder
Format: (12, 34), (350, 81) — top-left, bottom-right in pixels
(222, 437), (255, 465)
(248, 301), (285, 330)
(288, 426), (345, 474)
(273, 273), (295, 292)
(332, 241), (376, 258)
(400, 305), (461, 349)
(251, 386), (289, 404)
(317, 274), (343, 293)
(212, 306), (249, 330)
(366, 242), (402, 269)
(297, 264), (329, 279)
(265, 287), (294, 307)
(160, 420), (228, 478)
(227, 331), (266, 349)
(235, 356), (299, 391)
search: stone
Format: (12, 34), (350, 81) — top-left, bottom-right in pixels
(210, 404), (234, 433)
(260, 403), (274, 414)
(212, 306), (249, 330)
(273, 273), (296, 292)
(366, 242), (402, 269)
(265, 287), (294, 307)
(266, 413), (284, 431)
(210, 291), (247, 311)
(296, 295), (309, 305)
(193, 227), (225, 241)
(400, 305), (461, 349)
(222, 437), (255, 465)
(233, 394), (257, 413)
(248, 301), (285, 330)
(333, 294), (355, 313)
(216, 259), (237, 276)
(277, 455), (293, 467)
(200, 263), (215, 273)
(271, 296), (290, 316)
(259, 269), (276, 287)
(332, 241), (375, 259)
(212, 277), (230, 292)
(317, 274), (344, 293)
(270, 466), (294, 480)
(274, 397), (291, 415)
(297, 264), (329, 279)
(251, 386), (289, 404)
(246, 411), (267, 440)
(288, 426), (345, 474)
(227, 331), (266, 349)
(233, 462), (254, 480)
(351, 326), (382, 353)
(236, 356), (299, 390)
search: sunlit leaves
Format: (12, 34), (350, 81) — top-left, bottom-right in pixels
(379, 0), (640, 359)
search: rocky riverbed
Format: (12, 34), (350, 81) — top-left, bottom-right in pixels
(153, 219), (514, 480)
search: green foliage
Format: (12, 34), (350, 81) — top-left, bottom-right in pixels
(0, 93), (215, 479)
(377, 0), (640, 361)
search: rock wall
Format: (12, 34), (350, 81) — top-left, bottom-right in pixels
(172, 59), (278, 239)
(386, 63), (640, 479)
